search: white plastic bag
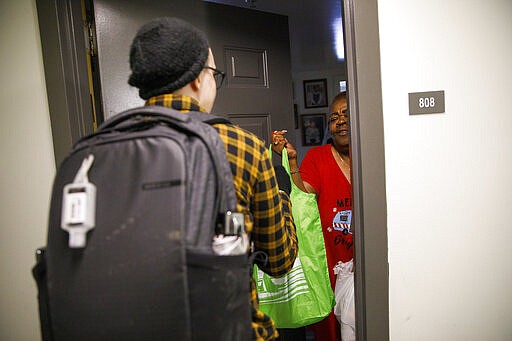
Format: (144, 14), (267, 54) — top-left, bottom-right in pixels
(333, 259), (356, 341)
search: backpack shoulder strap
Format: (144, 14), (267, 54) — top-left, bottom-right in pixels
(185, 111), (238, 220)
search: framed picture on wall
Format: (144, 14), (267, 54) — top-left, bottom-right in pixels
(301, 113), (326, 146)
(303, 78), (328, 108)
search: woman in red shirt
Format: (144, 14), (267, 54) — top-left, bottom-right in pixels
(273, 91), (352, 341)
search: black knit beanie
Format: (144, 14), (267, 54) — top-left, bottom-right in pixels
(128, 17), (210, 100)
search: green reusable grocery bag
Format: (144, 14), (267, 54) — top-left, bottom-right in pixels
(253, 148), (335, 328)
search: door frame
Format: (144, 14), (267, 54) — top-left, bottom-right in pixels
(36, 0), (390, 339)
(36, 0), (97, 165)
(343, 0), (389, 340)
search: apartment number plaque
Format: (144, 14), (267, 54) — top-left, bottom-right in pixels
(408, 90), (445, 115)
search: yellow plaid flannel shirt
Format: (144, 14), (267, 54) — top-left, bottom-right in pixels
(145, 94), (298, 340)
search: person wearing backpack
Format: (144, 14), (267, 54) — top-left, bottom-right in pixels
(127, 17), (298, 340)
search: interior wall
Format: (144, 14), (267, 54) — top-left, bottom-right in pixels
(287, 0), (346, 163)
(0, 0), (55, 339)
(378, 1), (512, 340)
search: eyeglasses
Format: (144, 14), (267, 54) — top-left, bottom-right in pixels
(329, 112), (349, 124)
(204, 66), (226, 89)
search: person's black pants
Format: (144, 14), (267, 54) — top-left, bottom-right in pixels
(276, 327), (306, 341)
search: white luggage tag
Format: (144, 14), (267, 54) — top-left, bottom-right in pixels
(61, 154), (96, 248)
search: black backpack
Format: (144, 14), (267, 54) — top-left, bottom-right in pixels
(32, 106), (251, 340)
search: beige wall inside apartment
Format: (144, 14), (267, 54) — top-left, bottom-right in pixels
(0, 0), (54, 339)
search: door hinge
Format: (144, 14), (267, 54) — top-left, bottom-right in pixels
(87, 21), (96, 58)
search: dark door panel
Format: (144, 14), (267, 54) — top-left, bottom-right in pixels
(92, 0), (295, 143)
